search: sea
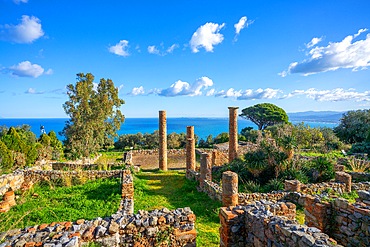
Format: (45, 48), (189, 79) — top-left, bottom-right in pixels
(0, 118), (338, 141)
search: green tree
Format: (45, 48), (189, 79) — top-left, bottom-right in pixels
(1, 126), (37, 167)
(240, 103), (289, 130)
(334, 109), (370, 144)
(240, 127), (259, 143)
(0, 140), (13, 170)
(61, 73), (125, 159)
(214, 132), (229, 144)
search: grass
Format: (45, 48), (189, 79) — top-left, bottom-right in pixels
(134, 170), (221, 247)
(299, 150), (344, 158)
(0, 178), (122, 232)
(295, 205), (305, 225)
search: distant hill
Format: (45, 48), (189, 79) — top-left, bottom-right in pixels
(288, 111), (345, 123)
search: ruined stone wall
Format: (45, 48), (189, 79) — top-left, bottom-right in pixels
(0, 207), (196, 247)
(51, 163), (100, 170)
(349, 171), (370, 182)
(0, 171), (24, 196)
(302, 194), (370, 247)
(130, 149), (186, 169)
(352, 181), (370, 191)
(219, 201), (339, 247)
(23, 170), (123, 185)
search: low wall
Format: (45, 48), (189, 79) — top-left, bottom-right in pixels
(130, 149), (187, 169)
(0, 207), (196, 247)
(0, 171), (24, 197)
(51, 163), (100, 170)
(23, 170), (123, 187)
(219, 201), (340, 247)
(302, 194), (370, 246)
(349, 171), (370, 182)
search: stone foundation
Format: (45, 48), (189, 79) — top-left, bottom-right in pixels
(219, 201), (339, 247)
(0, 207), (196, 247)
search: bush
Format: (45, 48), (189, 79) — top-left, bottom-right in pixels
(242, 180), (262, 193)
(308, 156), (335, 183)
(350, 142), (370, 155)
(265, 178), (284, 192)
(0, 140), (13, 171)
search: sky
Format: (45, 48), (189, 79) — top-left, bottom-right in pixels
(1, 0), (370, 118)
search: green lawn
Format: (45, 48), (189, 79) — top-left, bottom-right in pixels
(0, 178), (122, 233)
(134, 170), (221, 247)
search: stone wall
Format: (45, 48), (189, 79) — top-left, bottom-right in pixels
(23, 170), (123, 186)
(51, 163), (100, 170)
(349, 171), (370, 182)
(130, 149), (187, 169)
(302, 194), (370, 247)
(0, 171), (24, 196)
(219, 201), (340, 247)
(0, 207), (196, 247)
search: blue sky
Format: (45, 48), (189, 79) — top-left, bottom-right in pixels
(1, 0), (370, 118)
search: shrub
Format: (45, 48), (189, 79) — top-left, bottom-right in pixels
(308, 156), (335, 183)
(242, 180), (262, 193)
(350, 142), (370, 155)
(0, 140), (13, 171)
(344, 157), (370, 172)
(264, 178), (284, 192)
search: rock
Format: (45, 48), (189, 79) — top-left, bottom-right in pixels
(108, 221), (119, 234)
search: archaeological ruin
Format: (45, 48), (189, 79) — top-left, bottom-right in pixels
(1, 107), (370, 246)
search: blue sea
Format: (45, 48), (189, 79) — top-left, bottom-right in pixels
(0, 118), (338, 141)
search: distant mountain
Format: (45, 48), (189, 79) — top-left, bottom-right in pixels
(288, 111), (346, 123)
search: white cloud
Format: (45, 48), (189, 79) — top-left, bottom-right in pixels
(166, 44), (179, 53)
(233, 16), (253, 42)
(25, 88), (44, 94)
(130, 86), (145, 96)
(109, 40), (130, 57)
(8, 61), (51, 78)
(0, 15), (44, 43)
(148, 45), (160, 55)
(289, 88), (370, 102)
(305, 37), (323, 48)
(206, 88), (215, 96)
(190, 22), (225, 53)
(148, 43), (179, 56)
(158, 76), (214, 97)
(235, 16), (247, 35)
(13, 0), (28, 4)
(215, 88), (242, 98)
(280, 29), (370, 76)
(215, 88), (281, 100)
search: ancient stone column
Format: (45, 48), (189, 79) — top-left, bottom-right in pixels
(222, 171), (238, 207)
(212, 150), (217, 167)
(186, 126), (196, 178)
(159, 110), (167, 171)
(199, 153), (211, 188)
(228, 107), (239, 163)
